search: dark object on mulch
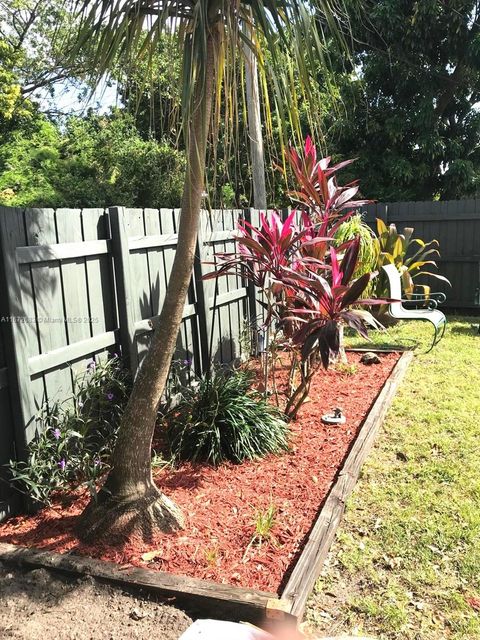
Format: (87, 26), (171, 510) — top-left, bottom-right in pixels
(360, 352), (381, 365)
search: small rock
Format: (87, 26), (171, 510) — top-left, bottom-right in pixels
(360, 351), (381, 365)
(130, 607), (146, 621)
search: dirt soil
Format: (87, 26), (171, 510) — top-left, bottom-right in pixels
(0, 352), (399, 595)
(0, 560), (192, 640)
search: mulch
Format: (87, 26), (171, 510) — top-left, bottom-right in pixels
(0, 351), (399, 595)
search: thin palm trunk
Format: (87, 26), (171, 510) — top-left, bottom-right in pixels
(243, 14), (267, 210)
(77, 23), (221, 542)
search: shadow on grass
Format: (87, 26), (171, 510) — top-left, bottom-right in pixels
(449, 323), (480, 336)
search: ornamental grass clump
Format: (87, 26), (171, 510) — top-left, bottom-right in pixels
(165, 369), (289, 466)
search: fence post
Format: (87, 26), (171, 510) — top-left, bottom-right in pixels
(243, 208), (259, 354)
(109, 207), (138, 375)
(194, 209), (216, 375)
(0, 208), (35, 464)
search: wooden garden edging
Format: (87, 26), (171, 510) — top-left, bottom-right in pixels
(0, 350), (413, 626)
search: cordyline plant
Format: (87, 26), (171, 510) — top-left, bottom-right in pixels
(284, 135), (371, 220)
(208, 140), (386, 418)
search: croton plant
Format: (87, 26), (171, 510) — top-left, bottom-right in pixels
(206, 137), (387, 418)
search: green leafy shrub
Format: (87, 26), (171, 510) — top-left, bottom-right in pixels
(0, 110), (185, 208)
(372, 218), (450, 301)
(334, 213), (377, 279)
(8, 356), (131, 505)
(165, 369), (289, 466)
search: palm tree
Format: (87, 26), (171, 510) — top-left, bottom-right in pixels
(71, 0), (351, 542)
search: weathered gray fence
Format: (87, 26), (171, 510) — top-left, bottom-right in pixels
(0, 199), (475, 519)
(363, 199), (480, 308)
(0, 206), (257, 519)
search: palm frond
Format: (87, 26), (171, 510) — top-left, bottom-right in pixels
(69, 0), (354, 155)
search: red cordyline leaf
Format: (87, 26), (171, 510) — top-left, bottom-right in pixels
(284, 137), (373, 222)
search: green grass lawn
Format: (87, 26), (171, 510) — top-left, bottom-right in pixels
(304, 316), (480, 639)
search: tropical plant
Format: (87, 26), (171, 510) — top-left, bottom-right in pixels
(334, 212), (377, 279)
(164, 368), (289, 466)
(209, 141), (385, 418)
(67, 0), (353, 541)
(280, 239), (383, 417)
(372, 218), (450, 300)
(284, 135), (370, 219)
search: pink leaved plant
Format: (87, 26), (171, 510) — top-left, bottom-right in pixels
(285, 135), (371, 221)
(203, 138), (389, 418)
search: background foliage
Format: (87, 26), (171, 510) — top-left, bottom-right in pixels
(2, 1), (480, 207)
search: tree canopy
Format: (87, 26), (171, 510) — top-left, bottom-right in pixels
(326, 0), (480, 201)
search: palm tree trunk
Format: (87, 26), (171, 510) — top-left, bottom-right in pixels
(243, 13), (267, 210)
(77, 23), (221, 543)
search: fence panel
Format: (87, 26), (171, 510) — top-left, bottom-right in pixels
(362, 199), (480, 308)
(1, 199), (479, 523)
(0, 207), (119, 456)
(200, 209), (249, 365)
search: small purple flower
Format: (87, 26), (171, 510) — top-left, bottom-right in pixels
(87, 359), (96, 370)
(183, 358), (192, 367)
(106, 392), (114, 401)
(53, 428), (61, 440)
(94, 458), (101, 466)
(58, 459), (66, 471)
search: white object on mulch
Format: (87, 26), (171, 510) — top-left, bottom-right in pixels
(321, 407), (346, 425)
(178, 619), (273, 639)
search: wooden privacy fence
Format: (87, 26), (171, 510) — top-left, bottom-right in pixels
(0, 206), (263, 520)
(0, 199), (475, 519)
(362, 199), (480, 309)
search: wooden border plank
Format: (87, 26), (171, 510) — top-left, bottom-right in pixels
(279, 350), (414, 618)
(16, 240), (110, 264)
(0, 542), (292, 625)
(28, 331), (118, 376)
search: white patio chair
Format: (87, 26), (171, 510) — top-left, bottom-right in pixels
(382, 263), (447, 352)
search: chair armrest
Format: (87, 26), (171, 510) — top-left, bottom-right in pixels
(402, 297), (438, 309)
(431, 292), (447, 304)
(409, 291), (446, 304)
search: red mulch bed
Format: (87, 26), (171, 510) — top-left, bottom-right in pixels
(0, 351), (399, 594)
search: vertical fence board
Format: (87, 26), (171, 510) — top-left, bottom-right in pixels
(83, 208), (115, 353)
(24, 209), (69, 405)
(0, 211), (19, 518)
(0, 208), (37, 456)
(55, 209), (91, 385)
(109, 207), (138, 373)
